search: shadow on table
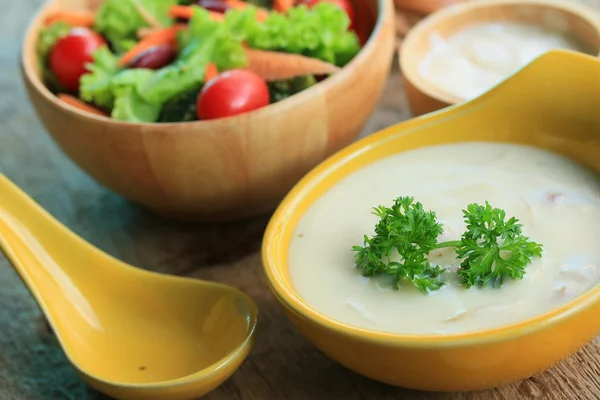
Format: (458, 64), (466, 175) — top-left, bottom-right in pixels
(42, 188), (273, 277)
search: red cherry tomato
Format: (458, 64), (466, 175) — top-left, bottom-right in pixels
(49, 27), (106, 92)
(299, 0), (356, 30)
(197, 70), (270, 120)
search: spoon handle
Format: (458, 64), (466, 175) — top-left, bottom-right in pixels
(0, 173), (75, 261)
(0, 173), (107, 324)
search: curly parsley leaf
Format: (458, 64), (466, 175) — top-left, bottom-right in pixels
(452, 202), (543, 289)
(354, 198), (544, 294)
(352, 196), (445, 293)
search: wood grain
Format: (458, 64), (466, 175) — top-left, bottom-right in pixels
(2, 0), (600, 399)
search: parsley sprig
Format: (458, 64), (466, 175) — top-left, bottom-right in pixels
(352, 197), (543, 293)
(352, 197), (445, 292)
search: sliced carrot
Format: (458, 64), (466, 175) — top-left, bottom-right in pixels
(58, 94), (109, 117)
(118, 25), (186, 67)
(168, 5), (194, 19)
(204, 63), (219, 82)
(44, 10), (95, 27)
(256, 9), (270, 22)
(168, 5), (224, 21)
(273, 0), (295, 13)
(243, 48), (341, 81)
(225, 0), (270, 21)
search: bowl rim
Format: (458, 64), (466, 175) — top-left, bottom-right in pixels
(262, 49), (600, 348)
(21, 0), (390, 128)
(399, 0), (600, 106)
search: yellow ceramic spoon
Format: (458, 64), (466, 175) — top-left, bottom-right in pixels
(0, 173), (258, 400)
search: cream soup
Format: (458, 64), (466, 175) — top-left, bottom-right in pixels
(418, 22), (588, 100)
(288, 142), (600, 334)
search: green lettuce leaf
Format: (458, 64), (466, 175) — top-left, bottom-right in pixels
(224, 3), (360, 66)
(111, 68), (155, 91)
(137, 63), (201, 105)
(179, 6), (247, 69)
(81, 53), (164, 122)
(112, 87), (162, 123)
(37, 22), (70, 61)
(80, 46), (121, 109)
(37, 22), (71, 92)
(114, 38), (138, 53)
(94, 0), (178, 53)
(110, 69), (162, 122)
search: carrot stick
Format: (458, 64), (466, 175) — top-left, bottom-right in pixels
(168, 5), (194, 19)
(58, 94), (109, 117)
(243, 48), (341, 81)
(204, 63), (219, 82)
(44, 10), (95, 27)
(118, 25), (185, 67)
(225, 0), (270, 21)
(168, 5), (224, 21)
(273, 0), (295, 13)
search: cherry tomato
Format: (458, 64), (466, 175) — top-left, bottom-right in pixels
(299, 0), (356, 30)
(49, 27), (106, 92)
(197, 70), (270, 120)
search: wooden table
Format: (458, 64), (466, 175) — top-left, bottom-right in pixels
(2, 2), (600, 399)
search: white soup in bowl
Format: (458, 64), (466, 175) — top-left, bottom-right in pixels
(288, 142), (600, 335)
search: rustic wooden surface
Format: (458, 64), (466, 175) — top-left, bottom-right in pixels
(2, 1), (600, 399)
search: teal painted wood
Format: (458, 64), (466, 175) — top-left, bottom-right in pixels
(2, 0), (600, 398)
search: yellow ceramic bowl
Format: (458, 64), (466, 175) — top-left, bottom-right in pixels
(262, 49), (600, 391)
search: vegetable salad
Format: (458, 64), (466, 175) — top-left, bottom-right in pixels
(36, 0), (362, 122)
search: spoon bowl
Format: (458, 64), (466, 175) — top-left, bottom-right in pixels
(0, 174), (257, 400)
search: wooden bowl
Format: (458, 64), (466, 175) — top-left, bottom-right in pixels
(21, 0), (395, 222)
(399, 0), (600, 117)
(394, 0), (465, 15)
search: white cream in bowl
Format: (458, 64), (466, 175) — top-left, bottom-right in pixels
(418, 21), (589, 100)
(288, 142), (600, 334)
